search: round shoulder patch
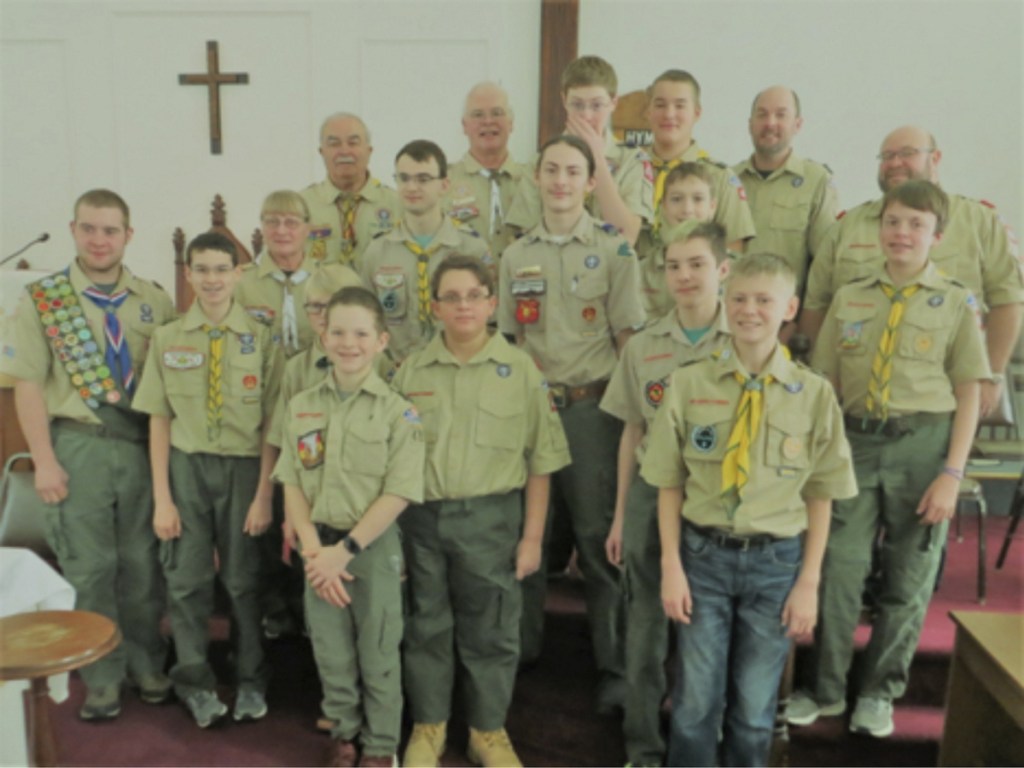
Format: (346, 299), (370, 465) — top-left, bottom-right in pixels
(690, 425), (717, 453)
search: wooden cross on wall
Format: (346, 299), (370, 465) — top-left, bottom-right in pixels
(178, 41), (249, 155)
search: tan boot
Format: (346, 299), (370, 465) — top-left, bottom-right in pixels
(467, 727), (522, 767)
(402, 721), (447, 767)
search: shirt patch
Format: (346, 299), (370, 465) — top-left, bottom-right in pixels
(584, 254), (600, 269)
(617, 242), (632, 257)
(513, 266), (543, 278)
(691, 425), (717, 452)
(402, 406), (421, 424)
(298, 429), (325, 470)
(839, 321), (865, 349)
(643, 353), (673, 363)
(243, 374), (259, 390)
(163, 349), (204, 369)
(791, 177), (803, 188)
(246, 306), (275, 325)
(644, 378), (668, 408)
(140, 303), (154, 323)
(690, 398), (729, 406)
(784, 381), (804, 394)
(309, 227), (332, 240)
(496, 364), (511, 378)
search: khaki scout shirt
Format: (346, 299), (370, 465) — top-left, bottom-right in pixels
(505, 133), (655, 232)
(812, 262), (990, 417)
(235, 255), (352, 357)
(357, 217), (491, 363)
(642, 140), (757, 246)
(641, 343), (857, 537)
(804, 194), (1023, 313)
(634, 227), (672, 321)
(445, 152), (529, 257)
(272, 372), (424, 530)
(600, 304), (730, 463)
(733, 151), (838, 294)
(392, 331), (571, 501)
(0, 260), (175, 425)
(300, 176), (400, 266)
(267, 341), (330, 448)
(498, 211), (647, 386)
(134, 301), (283, 456)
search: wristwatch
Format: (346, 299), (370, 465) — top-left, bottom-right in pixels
(341, 535), (363, 556)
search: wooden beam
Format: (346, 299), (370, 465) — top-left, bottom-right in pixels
(537, 0), (579, 148)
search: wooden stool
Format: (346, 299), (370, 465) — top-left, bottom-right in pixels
(0, 610), (121, 767)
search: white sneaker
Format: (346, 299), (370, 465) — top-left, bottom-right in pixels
(786, 689), (846, 726)
(849, 696), (894, 738)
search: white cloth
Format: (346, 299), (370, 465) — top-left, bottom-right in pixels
(0, 547), (75, 767)
(271, 269), (310, 354)
(480, 169), (504, 238)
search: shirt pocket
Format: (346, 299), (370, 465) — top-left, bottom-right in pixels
(682, 409), (733, 463)
(832, 304), (877, 357)
(228, 353), (264, 405)
(563, 272), (609, 332)
(769, 199), (810, 231)
(342, 420), (389, 477)
(162, 355), (207, 398)
(764, 411), (812, 472)
(475, 397), (525, 451)
(897, 305), (953, 363)
(372, 271), (409, 322)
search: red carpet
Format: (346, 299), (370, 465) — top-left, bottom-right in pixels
(38, 515), (1023, 766)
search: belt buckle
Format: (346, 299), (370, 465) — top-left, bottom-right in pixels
(550, 384), (568, 410)
(733, 535), (753, 552)
(886, 417), (910, 438)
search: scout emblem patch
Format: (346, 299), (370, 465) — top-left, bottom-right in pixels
(617, 242), (632, 257)
(402, 407), (422, 424)
(308, 227), (331, 261)
(496, 364), (511, 378)
(584, 254), (600, 269)
(784, 381), (803, 394)
(781, 436), (803, 461)
(839, 321), (864, 349)
(243, 374), (259, 390)
(928, 294), (944, 307)
(140, 303), (154, 323)
(298, 430), (325, 469)
(377, 208), (393, 228)
(239, 333), (256, 354)
(644, 378), (667, 408)
(516, 298), (540, 324)
(691, 425), (717, 453)
(728, 174), (747, 201)
(163, 348), (204, 369)
(791, 177), (803, 188)
(246, 306), (276, 325)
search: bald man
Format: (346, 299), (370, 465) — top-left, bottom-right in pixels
(301, 113), (400, 266)
(733, 86), (837, 301)
(801, 125), (1023, 416)
(445, 82), (528, 257)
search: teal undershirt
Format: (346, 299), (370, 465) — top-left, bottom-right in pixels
(682, 325), (711, 345)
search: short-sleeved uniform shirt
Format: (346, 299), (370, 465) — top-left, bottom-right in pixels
(505, 133), (655, 232)
(0, 260), (175, 425)
(804, 194), (1023, 313)
(235, 255), (359, 357)
(271, 371), (424, 531)
(642, 140), (757, 246)
(811, 262), (990, 417)
(445, 152), (529, 257)
(600, 304), (730, 463)
(498, 211), (647, 386)
(641, 343), (858, 538)
(267, 342), (330, 448)
(134, 300), (283, 456)
(733, 151), (838, 294)
(357, 217), (492, 363)
(392, 331), (571, 501)
(300, 176), (400, 266)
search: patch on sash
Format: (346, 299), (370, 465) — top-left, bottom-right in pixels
(690, 425), (717, 453)
(163, 348), (204, 369)
(839, 321), (864, 349)
(298, 430), (325, 469)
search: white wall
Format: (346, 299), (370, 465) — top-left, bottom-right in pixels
(0, 0), (541, 290)
(580, 0), (1022, 235)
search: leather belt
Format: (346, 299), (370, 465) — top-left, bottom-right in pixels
(687, 523), (788, 552)
(843, 411), (950, 438)
(548, 380), (608, 410)
(314, 523), (350, 546)
(51, 418), (147, 444)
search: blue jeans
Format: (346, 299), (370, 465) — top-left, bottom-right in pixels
(668, 525), (801, 768)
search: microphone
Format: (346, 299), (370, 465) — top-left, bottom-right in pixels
(1, 233), (50, 267)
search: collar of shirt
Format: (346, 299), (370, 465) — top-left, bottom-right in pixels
(529, 209), (597, 246)
(866, 259), (946, 292)
(457, 151), (520, 178)
(648, 301), (731, 347)
(254, 252), (316, 279)
(383, 215), (463, 247)
(414, 329), (514, 368)
(69, 259), (142, 297)
(180, 299), (253, 335)
(313, 368), (390, 401)
(738, 150), (807, 182)
(714, 341), (799, 389)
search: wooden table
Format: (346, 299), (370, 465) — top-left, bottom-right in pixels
(0, 610), (121, 767)
(939, 611), (1024, 766)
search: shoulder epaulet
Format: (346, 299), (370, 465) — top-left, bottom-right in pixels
(372, 229), (389, 240)
(793, 360), (829, 381)
(153, 280), (166, 291)
(679, 358), (701, 369)
(847, 273), (876, 287)
(241, 261), (258, 272)
(704, 158), (728, 170)
(821, 162), (834, 175)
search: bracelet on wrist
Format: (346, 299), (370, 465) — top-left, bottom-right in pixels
(941, 466), (965, 481)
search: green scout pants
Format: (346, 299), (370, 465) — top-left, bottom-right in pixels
(811, 419), (951, 704)
(161, 450), (268, 697)
(47, 424), (167, 690)
(622, 475), (669, 766)
(260, 483), (305, 632)
(520, 399), (625, 680)
(401, 492), (522, 731)
(305, 524), (404, 756)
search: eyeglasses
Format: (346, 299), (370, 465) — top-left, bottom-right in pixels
(876, 147), (934, 162)
(303, 301), (329, 314)
(261, 216), (306, 230)
(394, 173), (442, 186)
(435, 291), (491, 306)
(567, 99), (611, 114)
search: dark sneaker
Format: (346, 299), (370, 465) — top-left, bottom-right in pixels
(79, 685), (121, 721)
(232, 688), (268, 721)
(133, 673), (173, 704)
(184, 690), (228, 728)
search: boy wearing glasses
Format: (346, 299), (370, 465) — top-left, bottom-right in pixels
(394, 255), (570, 767)
(135, 232), (284, 727)
(506, 55), (653, 246)
(358, 140), (491, 364)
